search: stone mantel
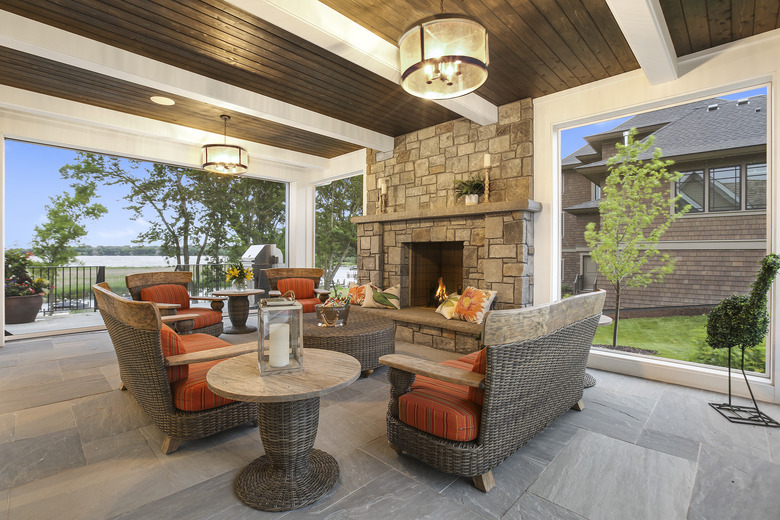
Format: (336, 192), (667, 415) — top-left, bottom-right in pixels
(352, 200), (542, 225)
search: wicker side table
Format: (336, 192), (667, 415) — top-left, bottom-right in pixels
(212, 289), (264, 334)
(207, 349), (360, 511)
(303, 311), (395, 377)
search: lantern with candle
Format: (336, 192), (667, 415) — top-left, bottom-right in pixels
(257, 297), (304, 375)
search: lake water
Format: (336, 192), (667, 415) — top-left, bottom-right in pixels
(67, 256), (358, 284)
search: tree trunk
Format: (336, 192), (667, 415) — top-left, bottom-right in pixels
(612, 286), (621, 349)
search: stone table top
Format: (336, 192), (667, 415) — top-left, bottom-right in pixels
(206, 348), (360, 403)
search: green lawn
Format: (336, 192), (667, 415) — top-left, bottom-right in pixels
(594, 314), (766, 373)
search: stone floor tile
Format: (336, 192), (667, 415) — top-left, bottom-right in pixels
(644, 389), (771, 460)
(71, 389), (151, 443)
(360, 437), (460, 492)
(139, 422), (262, 489)
(99, 363), (122, 390)
(315, 401), (387, 459)
(556, 386), (656, 443)
(0, 373), (112, 414)
(82, 428), (152, 465)
(688, 443), (780, 520)
(0, 360), (62, 392)
(636, 428), (701, 462)
(0, 338), (54, 354)
(17, 341), (98, 365)
(0, 488), (8, 520)
(440, 453), (548, 519)
(0, 428), (85, 490)
(290, 469), (481, 520)
(0, 413), (13, 446)
(515, 420), (580, 465)
(529, 429), (696, 520)
(7, 444), (177, 519)
(503, 492), (588, 520)
(0, 355), (18, 370)
(13, 401), (75, 440)
(115, 471), (267, 520)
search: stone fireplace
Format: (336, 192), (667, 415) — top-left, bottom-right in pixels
(352, 97), (538, 351)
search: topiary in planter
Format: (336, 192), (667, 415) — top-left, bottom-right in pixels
(705, 253), (780, 426)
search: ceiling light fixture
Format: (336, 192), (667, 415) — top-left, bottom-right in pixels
(398, 0), (489, 100)
(150, 95), (175, 106)
(201, 115), (248, 175)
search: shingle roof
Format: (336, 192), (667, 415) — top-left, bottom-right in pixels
(565, 95), (766, 170)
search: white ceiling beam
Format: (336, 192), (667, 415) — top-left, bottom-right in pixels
(0, 10), (394, 152)
(228, 0), (499, 126)
(605, 0), (678, 85)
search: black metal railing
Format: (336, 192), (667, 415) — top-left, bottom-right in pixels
(175, 263), (235, 296)
(29, 265), (106, 315)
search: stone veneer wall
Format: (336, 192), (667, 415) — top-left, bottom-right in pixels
(353, 98), (537, 352)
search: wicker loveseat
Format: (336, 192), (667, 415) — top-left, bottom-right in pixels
(379, 290), (606, 492)
(126, 271), (225, 336)
(93, 283), (258, 454)
(264, 268), (329, 313)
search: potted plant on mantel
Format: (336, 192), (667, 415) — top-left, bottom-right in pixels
(5, 249), (50, 324)
(454, 176), (486, 206)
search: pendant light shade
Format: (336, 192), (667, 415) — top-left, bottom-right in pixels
(202, 115), (248, 174)
(399, 14), (489, 100)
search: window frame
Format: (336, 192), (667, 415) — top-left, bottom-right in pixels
(675, 160), (767, 215)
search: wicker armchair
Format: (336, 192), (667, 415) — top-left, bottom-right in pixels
(93, 283), (258, 454)
(126, 271), (225, 336)
(264, 268), (329, 313)
(379, 290), (606, 492)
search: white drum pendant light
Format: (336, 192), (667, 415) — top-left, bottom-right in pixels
(202, 115), (248, 175)
(399, 2), (488, 100)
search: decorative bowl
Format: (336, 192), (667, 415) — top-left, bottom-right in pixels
(315, 304), (350, 327)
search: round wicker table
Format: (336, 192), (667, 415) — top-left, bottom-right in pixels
(212, 289), (264, 334)
(303, 311), (395, 377)
(206, 349), (360, 511)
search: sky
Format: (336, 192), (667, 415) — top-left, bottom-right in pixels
(3, 88), (768, 249)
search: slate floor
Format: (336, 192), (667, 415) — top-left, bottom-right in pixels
(2, 327), (780, 519)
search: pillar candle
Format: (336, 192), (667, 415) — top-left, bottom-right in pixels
(484, 153), (491, 168)
(379, 179), (387, 195)
(268, 323), (290, 367)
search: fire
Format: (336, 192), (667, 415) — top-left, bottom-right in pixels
(435, 277), (447, 303)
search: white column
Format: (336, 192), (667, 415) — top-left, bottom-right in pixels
(286, 178), (315, 268)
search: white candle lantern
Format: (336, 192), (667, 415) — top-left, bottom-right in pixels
(258, 298), (304, 376)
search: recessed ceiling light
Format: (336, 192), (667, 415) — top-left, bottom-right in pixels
(150, 96), (175, 106)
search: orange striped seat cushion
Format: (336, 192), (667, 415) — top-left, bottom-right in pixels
(467, 349), (487, 406)
(277, 278), (315, 299)
(171, 359), (235, 411)
(398, 387), (481, 442)
(161, 323), (188, 383)
(183, 307), (223, 329)
(297, 298), (320, 314)
(141, 284), (191, 309)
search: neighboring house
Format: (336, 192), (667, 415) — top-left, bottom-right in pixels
(562, 95), (767, 312)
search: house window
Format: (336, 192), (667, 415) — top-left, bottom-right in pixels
(675, 163), (765, 213)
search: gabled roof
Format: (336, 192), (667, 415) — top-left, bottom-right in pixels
(564, 95), (766, 171)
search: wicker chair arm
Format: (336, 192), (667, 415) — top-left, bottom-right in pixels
(380, 354), (484, 388)
(165, 342), (256, 366)
(161, 313), (199, 323)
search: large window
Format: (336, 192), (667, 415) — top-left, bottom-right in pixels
(676, 163), (765, 213)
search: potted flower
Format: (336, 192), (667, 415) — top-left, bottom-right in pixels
(225, 263), (253, 291)
(5, 249), (50, 324)
(454, 176), (486, 205)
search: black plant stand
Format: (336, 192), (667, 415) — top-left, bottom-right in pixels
(709, 347), (779, 427)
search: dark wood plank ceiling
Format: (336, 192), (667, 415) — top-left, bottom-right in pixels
(0, 0), (777, 158)
(659, 0), (780, 56)
(0, 47), (361, 158)
(320, 0), (641, 105)
(0, 0), (460, 139)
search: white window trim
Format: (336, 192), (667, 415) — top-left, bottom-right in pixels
(534, 30), (779, 403)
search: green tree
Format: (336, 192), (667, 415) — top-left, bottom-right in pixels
(31, 181), (108, 265)
(315, 176), (363, 289)
(58, 152), (286, 266)
(584, 129), (689, 348)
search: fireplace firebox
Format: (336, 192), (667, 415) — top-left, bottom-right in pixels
(409, 242), (464, 307)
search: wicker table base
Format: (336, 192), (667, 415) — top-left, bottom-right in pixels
(303, 311), (395, 377)
(236, 398), (337, 511)
(212, 289), (264, 334)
